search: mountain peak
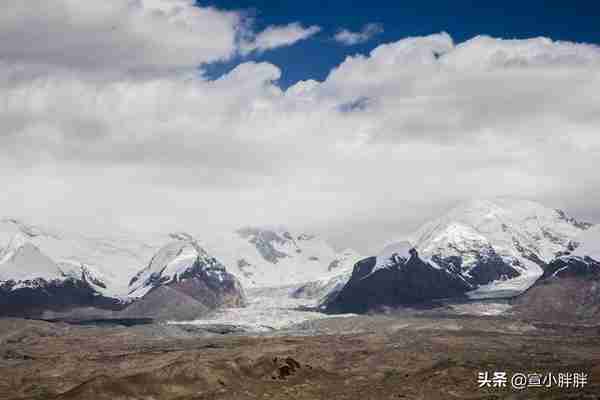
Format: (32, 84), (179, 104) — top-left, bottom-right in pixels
(128, 234), (229, 298)
(404, 198), (591, 298)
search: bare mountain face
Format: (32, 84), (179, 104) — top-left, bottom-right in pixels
(324, 244), (472, 313)
(324, 199), (594, 313)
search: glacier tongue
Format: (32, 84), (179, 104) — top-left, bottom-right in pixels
(168, 286), (355, 332)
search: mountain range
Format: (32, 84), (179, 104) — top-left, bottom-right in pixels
(0, 219), (357, 319)
(322, 199), (597, 314)
(1, 198), (598, 322)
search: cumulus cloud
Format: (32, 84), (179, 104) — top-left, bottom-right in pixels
(0, 0), (242, 74)
(334, 23), (384, 45)
(240, 23), (321, 54)
(1, 6), (600, 252)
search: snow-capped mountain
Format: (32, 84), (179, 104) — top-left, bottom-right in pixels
(1, 218), (356, 292)
(128, 232), (244, 301)
(0, 233), (110, 293)
(408, 198), (592, 298)
(0, 218), (154, 297)
(128, 232), (226, 298)
(0, 219), (247, 319)
(122, 233), (245, 320)
(207, 226), (356, 288)
(0, 230), (125, 317)
(511, 225), (600, 323)
(542, 225), (600, 279)
(323, 198), (594, 313)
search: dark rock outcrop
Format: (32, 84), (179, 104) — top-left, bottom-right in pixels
(237, 227), (291, 263)
(0, 279), (125, 318)
(541, 256), (600, 279)
(324, 249), (472, 314)
(431, 248), (522, 287)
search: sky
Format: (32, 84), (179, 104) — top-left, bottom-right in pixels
(203, 0), (600, 88)
(1, 0), (600, 252)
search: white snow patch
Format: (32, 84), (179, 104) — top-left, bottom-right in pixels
(206, 227), (357, 288)
(0, 238), (62, 282)
(373, 241), (413, 272)
(0, 218), (157, 296)
(450, 301), (513, 316)
(466, 259), (543, 299)
(574, 225), (600, 261)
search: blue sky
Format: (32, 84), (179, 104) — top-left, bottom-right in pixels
(203, 0), (600, 87)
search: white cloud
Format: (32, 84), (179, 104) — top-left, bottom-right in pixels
(334, 23), (384, 46)
(0, 0), (242, 75)
(240, 23), (321, 54)
(1, 13), (600, 251)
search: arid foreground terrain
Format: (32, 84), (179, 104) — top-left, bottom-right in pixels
(1, 315), (599, 400)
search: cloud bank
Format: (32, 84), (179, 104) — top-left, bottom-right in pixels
(0, 0), (241, 74)
(1, 1), (600, 251)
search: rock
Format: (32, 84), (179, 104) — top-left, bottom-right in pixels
(324, 249), (472, 314)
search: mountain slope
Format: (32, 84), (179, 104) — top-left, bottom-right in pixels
(0, 218), (154, 297)
(1, 219), (358, 291)
(511, 225), (600, 323)
(207, 226), (355, 288)
(291, 249), (362, 301)
(542, 225), (600, 279)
